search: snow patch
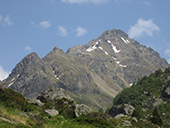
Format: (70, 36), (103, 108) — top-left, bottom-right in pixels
(117, 61), (120, 64)
(8, 82), (14, 87)
(104, 51), (108, 55)
(130, 83), (133, 86)
(98, 46), (108, 55)
(54, 75), (59, 80)
(17, 74), (20, 77)
(107, 40), (111, 44)
(115, 60), (127, 68)
(119, 64), (127, 67)
(126, 39), (130, 43)
(121, 37), (129, 44)
(111, 44), (120, 53)
(86, 41), (98, 52)
(99, 46), (103, 50)
(11, 78), (15, 82)
(112, 57), (117, 60)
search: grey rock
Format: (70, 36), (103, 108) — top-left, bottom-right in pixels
(45, 109), (59, 116)
(122, 120), (132, 127)
(153, 98), (163, 107)
(37, 88), (74, 103)
(28, 99), (44, 106)
(108, 104), (135, 117)
(165, 87), (170, 96)
(132, 117), (138, 123)
(74, 104), (92, 117)
(114, 114), (127, 119)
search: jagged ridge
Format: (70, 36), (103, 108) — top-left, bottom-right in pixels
(2, 29), (170, 111)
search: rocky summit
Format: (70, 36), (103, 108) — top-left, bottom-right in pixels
(1, 29), (169, 111)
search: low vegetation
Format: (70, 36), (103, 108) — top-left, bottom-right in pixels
(1, 67), (170, 127)
(113, 67), (170, 127)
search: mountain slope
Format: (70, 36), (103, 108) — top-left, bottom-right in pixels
(109, 67), (170, 127)
(1, 29), (169, 110)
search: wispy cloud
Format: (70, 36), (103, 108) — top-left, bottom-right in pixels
(31, 21), (51, 29)
(128, 18), (160, 39)
(168, 59), (170, 64)
(40, 21), (51, 29)
(0, 15), (13, 26)
(143, 1), (151, 6)
(4, 15), (13, 26)
(164, 48), (170, 64)
(165, 49), (170, 56)
(0, 65), (10, 81)
(75, 26), (87, 37)
(57, 26), (68, 37)
(114, 0), (133, 4)
(61, 0), (109, 4)
(24, 46), (32, 52)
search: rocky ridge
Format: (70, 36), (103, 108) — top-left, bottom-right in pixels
(1, 29), (170, 110)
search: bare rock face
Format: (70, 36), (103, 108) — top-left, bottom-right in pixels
(37, 88), (74, 103)
(108, 104), (135, 117)
(2, 29), (170, 110)
(74, 104), (92, 117)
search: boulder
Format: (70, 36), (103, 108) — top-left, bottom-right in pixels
(108, 104), (135, 117)
(37, 88), (74, 103)
(45, 109), (59, 116)
(114, 114), (127, 119)
(122, 120), (132, 127)
(74, 104), (91, 117)
(132, 117), (138, 123)
(28, 99), (44, 106)
(153, 98), (163, 107)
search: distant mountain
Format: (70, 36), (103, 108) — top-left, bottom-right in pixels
(1, 29), (169, 110)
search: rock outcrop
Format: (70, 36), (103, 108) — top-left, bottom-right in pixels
(108, 104), (135, 117)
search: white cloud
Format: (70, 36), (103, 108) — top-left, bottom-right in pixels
(57, 26), (68, 37)
(0, 65), (10, 81)
(75, 26), (87, 37)
(24, 46), (32, 52)
(165, 49), (170, 56)
(61, 0), (109, 4)
(164, 48), (170, 64)
(128, 18), (160, 39)
(31, 21), (34, 26)
(143, 1), (151, 6)
(40, 21), (51, 29)
(4, 15), (13, 26)
(114, 0), (133, 4)
(168, 59), (170, 64)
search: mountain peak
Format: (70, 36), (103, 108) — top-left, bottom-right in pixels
(100, 29), (128, 39)
(52, 47), (64, 53)
(2, 28), (170, 111)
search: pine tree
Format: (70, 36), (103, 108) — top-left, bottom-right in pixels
(151, 107), (163, 126)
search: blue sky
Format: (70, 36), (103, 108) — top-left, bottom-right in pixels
(0, 0), (170, 80)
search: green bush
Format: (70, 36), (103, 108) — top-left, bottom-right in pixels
(151, 107), (163, 126)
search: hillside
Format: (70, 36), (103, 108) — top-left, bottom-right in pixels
(1, 29), (170, 110)
(0, 86), (163, 128)
(109, 67), (170, 127)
